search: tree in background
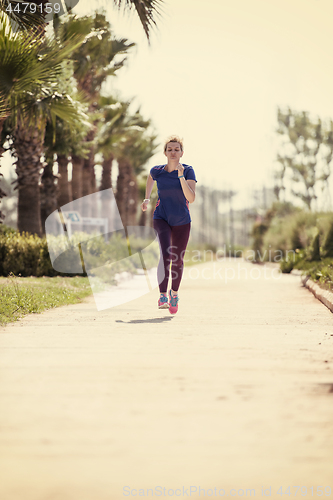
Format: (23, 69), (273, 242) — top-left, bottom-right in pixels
(97, 96), (131, 229)
(41, 110), (91, 232)
(322, 219), (333, 258)
(276, 107), (333, 210)
(58, 11), (134, 216)
(40, 49), (91, 232)
(0, 0), (164, 229)
(307, 231), (321, 262)
(128, 131), (158, 226)
(0, 14), (89, 234)
(115, 109), (157, 227)
(97, 95), (157, 227)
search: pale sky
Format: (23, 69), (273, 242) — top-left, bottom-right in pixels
(76, 0), (333, 209)
(2, 0), (333, 209)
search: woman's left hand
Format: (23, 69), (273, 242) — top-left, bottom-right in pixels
(176, 163), (184, 177)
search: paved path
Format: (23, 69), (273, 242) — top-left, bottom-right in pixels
(0, 259), (332, 500)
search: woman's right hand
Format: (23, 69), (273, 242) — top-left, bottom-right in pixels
(141, 201), (149, 212)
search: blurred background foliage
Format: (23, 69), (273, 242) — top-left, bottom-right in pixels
(0, 4), (332, 292)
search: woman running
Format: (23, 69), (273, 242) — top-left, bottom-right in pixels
(141, 136), (197, 314)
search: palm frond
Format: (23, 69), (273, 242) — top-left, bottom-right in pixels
(15, 32), (90, 91)
(0, 13), (91, 129)
(0, 14), (89, 94)
(113, 0), (164, 41)
(0, 93), (9, 120)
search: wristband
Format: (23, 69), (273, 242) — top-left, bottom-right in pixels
(178, 175), (184, 179)
(143, 199), (150, 202)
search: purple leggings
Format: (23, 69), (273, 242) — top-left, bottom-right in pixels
(153, 219), (191, 293)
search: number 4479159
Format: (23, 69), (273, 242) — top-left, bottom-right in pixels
(5, 3), (61, 14)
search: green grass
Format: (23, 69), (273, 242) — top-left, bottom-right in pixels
(294, 258), (333, 290)
(0, 274), (92, 326)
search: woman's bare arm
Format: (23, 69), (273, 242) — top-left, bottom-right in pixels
(180, 178), (196, 203)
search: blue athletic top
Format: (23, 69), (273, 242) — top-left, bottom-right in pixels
(150, 164), (197, 226)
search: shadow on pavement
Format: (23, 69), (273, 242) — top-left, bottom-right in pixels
(116, 317), (174, 324)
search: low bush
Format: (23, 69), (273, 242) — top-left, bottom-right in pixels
(0, 225), (161, 278)
(322, 219), (333, 258)
(250, 204), (333, 286)
(0, 229), (57, 277)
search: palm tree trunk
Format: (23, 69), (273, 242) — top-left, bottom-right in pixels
(100, 153), (114, 232)
(116, 157), (137, 228)
(0, 184), (7, 223)
(91, 162), (98, 217)
(14, 121), (45, 236)
(0, 118), (8, 223)
(0, 118), (6, 157)
(57, 154), (72, 208)
(0, 174), (6, 224)
(100, 153), (113, 191)
(82, 156), (93, 219)
(71, 154), (84, 225)
(71, 155), (83, 201)
(128, 175), (138, 226)
(40, 156), (58, 235)
(81, 129), (95, 218)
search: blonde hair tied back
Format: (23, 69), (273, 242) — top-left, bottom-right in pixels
(164, 135), (184, 152)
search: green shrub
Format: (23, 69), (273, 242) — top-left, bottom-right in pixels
(0, 230), (57, 277)
(280, 256), (295, 274)
(309, 261), (333, 289)
(290, 225), (304, 250)
(0, 226), (160, 278)
(260, 210), (330, 261)
(307, 232), (321, 261)
(0, 225), (16, 236)
(280, 249), (305, 273)
(322, 219), (333, 258)
(249, 205), (333, 280)
(294, 258), (333, 289)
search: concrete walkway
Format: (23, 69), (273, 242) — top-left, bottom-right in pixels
(0, 259), (332, 500)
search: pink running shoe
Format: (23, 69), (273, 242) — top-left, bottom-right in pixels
(158, 293), (169, 309)
(168, 290), (179, 314)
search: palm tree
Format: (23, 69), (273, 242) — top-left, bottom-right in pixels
(0, 15), (89, 234)
(0, 97), (8, 222)
(0, 0), (163, 225)
(133, 136), (158, 227)
(0, 0), (164, 41)
(40, 151), (58, 233)
(12, 90), (88, 236)
(129, 133), (158, 226)
(97, 96), (132, 228)
(41, 106), (90, 232)
(115, 109), (158, 227)
(58, 12), (134, 217)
